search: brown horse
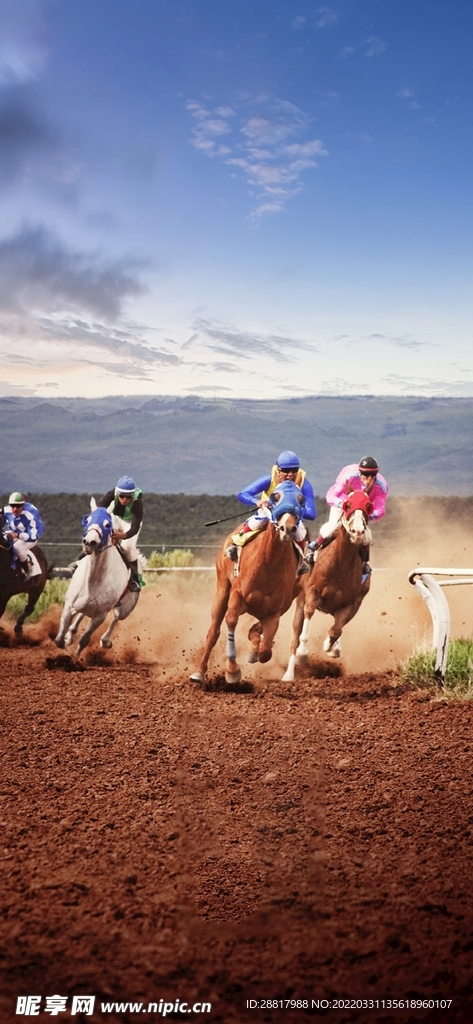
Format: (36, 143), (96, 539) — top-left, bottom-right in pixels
(0, 514), (50, 637)
(190, 481), (305, 684)
(282, 490), (373, 681)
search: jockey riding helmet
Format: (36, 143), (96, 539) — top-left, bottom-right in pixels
(116, 476), (136, 495)
(358, 456), (378, 476)
(9, 492), (25, 506)
(277, 450), (300, 471)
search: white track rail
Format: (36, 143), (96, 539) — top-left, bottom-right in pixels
(408, 568), (473, 683)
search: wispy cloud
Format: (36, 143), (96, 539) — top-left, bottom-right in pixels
(291, 16), (306, 31)
(0, 0), (47, 86)
(364, 36), (386, 57)
(396, 88), (421, 110)
(0, 225), (145, 320)
(186, 317), (317, 364)
(186, 96), (327, 218)
(315, 6), (338, 28)
(348, 332), (430, 352)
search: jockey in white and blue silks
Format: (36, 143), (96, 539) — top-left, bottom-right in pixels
(3, 492), (44, 576)
(226, 451), (316, 573)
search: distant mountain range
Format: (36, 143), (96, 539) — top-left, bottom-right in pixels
(1, 394), (472, 495)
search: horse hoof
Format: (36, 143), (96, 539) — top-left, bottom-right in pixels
(296, 652), (309, 663)
(100, 639), (112, 649)
(14, 625), (23, 638)
(258, 649), (272, 664)
(225, 669), (241, 684)
(247, 651), (258, 663)
(190, 671), (204, 683)
(55, 636), (65, 649)
(326, 648), (341, 659)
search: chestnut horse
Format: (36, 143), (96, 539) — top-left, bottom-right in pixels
(190, 480), (305, 684)
(0, 511), (49, 637)
(282, 491), (373, 681)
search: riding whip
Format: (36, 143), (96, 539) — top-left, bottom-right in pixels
(205, 507), (258, 527)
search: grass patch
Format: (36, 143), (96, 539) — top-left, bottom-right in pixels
(146, 548), (202, 569)
(400, 637), (473, 699)
(5, 579), (69, 623)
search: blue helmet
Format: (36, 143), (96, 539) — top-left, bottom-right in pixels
(277, 450), (300, 471)
(116, 475), (136, 495)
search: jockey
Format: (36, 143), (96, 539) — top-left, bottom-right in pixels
(67, 476), (143, 591)
(226, 450), (316, 574)
(3, 492), (44, 577)
(99, 476), (143, 592)
(312, 456), (388, 576)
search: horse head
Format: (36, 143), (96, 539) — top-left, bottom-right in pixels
(81, 506), (114, 554)
(341, 490), (373, 544)
(268, 480), (306, 542)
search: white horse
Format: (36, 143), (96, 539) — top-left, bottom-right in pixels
(55, 499), (141, 656)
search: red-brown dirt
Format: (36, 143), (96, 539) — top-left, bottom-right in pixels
(1, 554), (473, 1024)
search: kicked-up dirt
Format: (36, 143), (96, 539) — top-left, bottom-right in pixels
(1, 536), (473, 1024)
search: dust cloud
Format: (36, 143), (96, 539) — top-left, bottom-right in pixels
(16, 502), (473, 680)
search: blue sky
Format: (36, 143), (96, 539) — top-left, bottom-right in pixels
(0, 0), (471, 400)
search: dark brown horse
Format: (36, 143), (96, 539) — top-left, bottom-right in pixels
(0, 513), (49, 636)
(190, 481), (305, 684)
(282, 490), (373, 680)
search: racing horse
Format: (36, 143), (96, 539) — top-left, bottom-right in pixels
(282, 490), (373, 681)
(0, 510), (50, 636)
(55, 501), (141, 656)
(190, 480), (306, 684)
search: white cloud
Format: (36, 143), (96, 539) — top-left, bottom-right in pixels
(0, 0), (47, 85)
(315, 6), (338, 28)
(186, 96), (327, 218)
(291, 16), (306, 31)
(364, 36), (386, 57)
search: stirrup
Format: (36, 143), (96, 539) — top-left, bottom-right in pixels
(297, 562), (309, 577)
(226, 544), (238, 562)
(128, 577), (140, 592)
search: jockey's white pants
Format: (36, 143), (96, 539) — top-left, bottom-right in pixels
(13, 539), (36, 562)
(318, 505), (343, 539)
(245, 507), (307, 543)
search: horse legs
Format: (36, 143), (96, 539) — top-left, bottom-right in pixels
(281, 591), (306, 682)
(75, 613), (107, 656)
(55, 604), (76, 649)
(99, 592), (139, 648)
(224, 589), (246, 683)
(247, 621), (262, 663)
(190, 578), (231, 683)
(14, 583), (43, 637)
(324, 593), (367, 658)
(64, 612), (84, 647)
(258, 613), (280, 664)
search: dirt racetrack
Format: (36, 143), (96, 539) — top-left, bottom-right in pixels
(1, 531), (473, 1024)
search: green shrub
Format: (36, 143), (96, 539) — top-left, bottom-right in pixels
(145, 548), (200, 569)
(5, 579), (69, 622)
(400, 637), (473, 699)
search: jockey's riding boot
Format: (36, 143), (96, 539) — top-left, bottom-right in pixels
(359, 544), (371, 579)
(19, 559), (31, 579)
(225, 544), (238, 562)
(128, 559), (141, 592)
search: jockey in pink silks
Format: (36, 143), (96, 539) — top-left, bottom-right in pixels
(312, 456), (388, 578)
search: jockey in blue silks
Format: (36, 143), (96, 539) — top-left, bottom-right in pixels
(226, 451), (316, 575)
(3, 492), (44, 577)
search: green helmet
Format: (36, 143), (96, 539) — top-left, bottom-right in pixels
(9, 492), (25, 505)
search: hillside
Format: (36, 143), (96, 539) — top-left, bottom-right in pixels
(1, 394), (472, 495)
